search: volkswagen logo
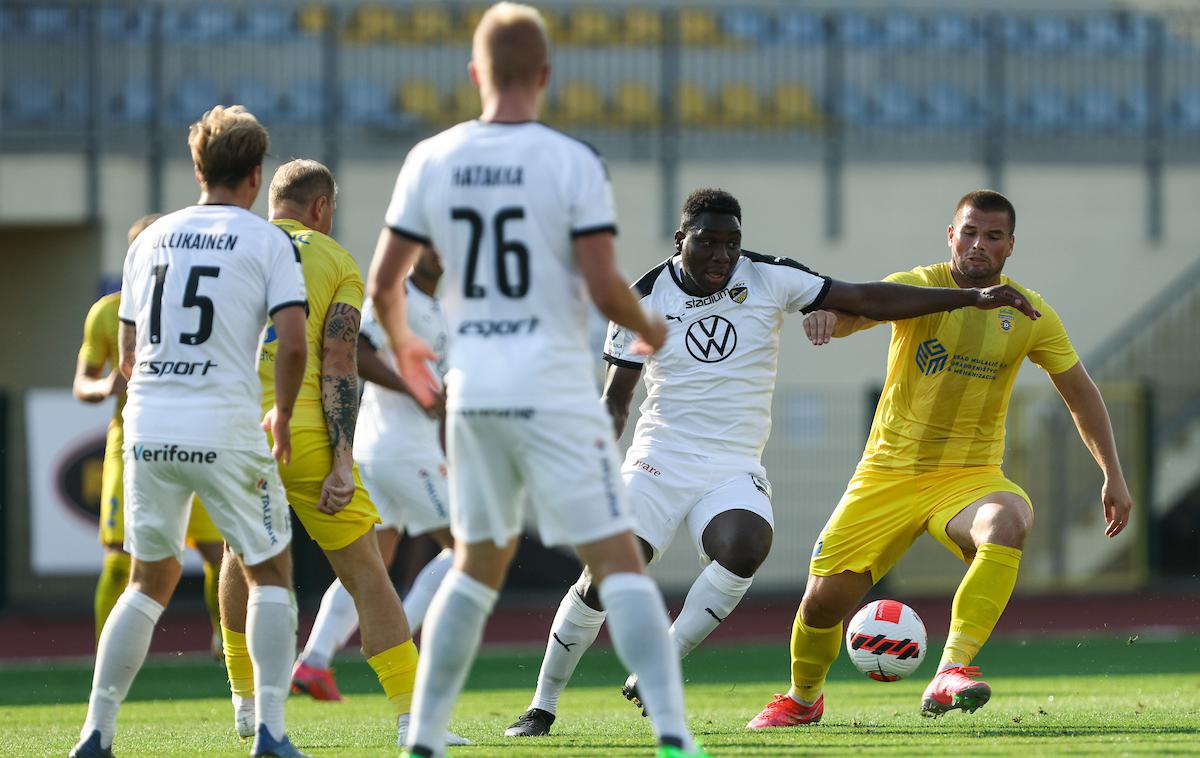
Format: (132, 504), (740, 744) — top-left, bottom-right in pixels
(685, 315), (737, 362)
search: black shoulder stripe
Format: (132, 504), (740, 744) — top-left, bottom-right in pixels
(632, 258), (671, 298)
(388, 225), (432, 247)
(270, 299), (309, 318)
(742, 250), (822, 277)
(800, 277), (833, 314)
(571, 224), (618, 239)
(603, 353), (644, 371)
(274, 225), (302, 262)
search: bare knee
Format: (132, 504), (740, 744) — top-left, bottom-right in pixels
(703, 518), (773, 579)
(972, 500), (1033, 550)
(799, 572), (871, 629)
(573, 568), (603, 611)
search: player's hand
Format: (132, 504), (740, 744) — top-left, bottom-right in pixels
(1102, 475), (1134, 538)
(803, 310), (838, 346)
(975, 284), (1041, 320)
(318, 463), (355, 514)
(263, 406), (293, 465)
(630, 312), (668, 356)
(394, 334), (441, 410)
(106, 368), (128, 398)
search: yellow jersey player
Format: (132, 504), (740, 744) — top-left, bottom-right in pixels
(748, 190), (1134, 728)
(217, 159), (467, 748)
(73, 214), (226, 654)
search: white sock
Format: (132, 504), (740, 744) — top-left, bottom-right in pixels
(403, 547), (454, 632)
(82, 590), (164, 748)
(407, 569), (497, 753)
(247, 585), (297, 742)
(529, 587), (606, 714)
(599, 573), (694, 753)
(670, 561), (753, 659)
(301, 579), (358, 670)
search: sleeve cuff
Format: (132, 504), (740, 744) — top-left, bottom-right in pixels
(571, 223), (618, 240)
(799, 276), (833, 315)
(269, 299), (308, 318)
(603, 354), (644, 370)
(118, 317), (135, 325)
(388, 225), (432, 246)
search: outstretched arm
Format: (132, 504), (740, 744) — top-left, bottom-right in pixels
(601, 363), (642, 439)
(1048, 361), (1134, 538)
(319, 302), (361, 514)
(819, 280), (1041, 322)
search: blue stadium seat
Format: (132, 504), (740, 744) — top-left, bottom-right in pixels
(172, 79), (222, 123)
(101, 7), (153, 40)
(1076, 87), (1123, 130)
(1170, 89), (1200, 132)
(244, 7), (293, 40)
(1014, 88), (1071, 130)
(342, 79), (403, 128)
(284, 80), (324, 124)
(1028, 15), (1073, 51)
(26, 6), (76, 38)
(775, 11), (823, 46)
(720, 8), (771, 44)
(6, 82), (57, 123)
(926, 12), (973, 49)
(230, 79), (281, 123)
(836, 11), (875, 46)
(1079, 13), (1123, 52)
(834, 87), (874, 127)
(875, 84), (922, 127)
(165, 7), (239, 42)
(879, 11), (921, 48)
(111, 79), (154, 122)
(925, 83), (984, 129)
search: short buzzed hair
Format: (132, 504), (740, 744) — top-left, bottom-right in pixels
(473, 2), (550, 89)
(680, 188), (742, 231)
(127, 213), (162, 245)
(188, 105), (269, 189)
(954, 189), (1016, 234)
(270, 159), (336, 209)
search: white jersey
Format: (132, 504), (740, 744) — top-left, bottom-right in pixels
(355, 285), (447, 461)
(384, 120), (617, 411)
(119, 204), (306, 449)
(605, 252), (830, 465)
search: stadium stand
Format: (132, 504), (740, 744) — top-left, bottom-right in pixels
(612, 81), (659, 127)
(621, 7), (662, 45)
(397, 78), (443, 125)
(717, 81), (760, 127)
(552, 79), (606, 126)
(770, 82), (822, 130)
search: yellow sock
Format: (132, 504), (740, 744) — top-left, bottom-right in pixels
(941, 543), (1022, 668)
(788, 610), (842, 704)
(202, 562), (222, 635)
(222, 626), (255, 698)
(367, 640), (419, 714)
(94, 551), (131, 643)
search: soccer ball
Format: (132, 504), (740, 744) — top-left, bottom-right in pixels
(845, 599), (927, 682)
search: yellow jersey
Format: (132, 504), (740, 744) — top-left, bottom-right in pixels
(854, 262), (1078, 473)
(260, 219), (364, 430)
(78, 292), (126, 429)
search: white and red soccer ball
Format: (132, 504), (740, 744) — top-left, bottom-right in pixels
(845, 599), (927, 682)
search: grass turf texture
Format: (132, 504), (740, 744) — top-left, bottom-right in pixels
(3, 635), (1198, 756)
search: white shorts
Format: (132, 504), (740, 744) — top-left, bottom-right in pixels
(623, 447), (774, 562)
(447, 406), (633, 548)
(123, 440), (291, 566)
(358, 453), (450, 536)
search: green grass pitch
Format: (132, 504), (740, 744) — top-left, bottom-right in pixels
(3, 634), (1198, 756)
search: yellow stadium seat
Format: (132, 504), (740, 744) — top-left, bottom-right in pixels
(718, 81), (759, 126)
(677, 82), (710, 125)
(680, 9), (723, 46)
(407, 5), (454, 43)
(621, 8), (662, 44)
(552, 80), (605, 126)
(296, 4), (328, 34)
(567, 7), (617, 45)
(772, 82), (823, 129)
(612, 81), (659, 127)
(450, 81), (480, 122)
(398, 79), (444, 124)
(344, 5), (403, 44)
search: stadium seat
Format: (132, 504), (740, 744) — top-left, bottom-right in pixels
(836, 11), (875, 46)
(876, 84), (922, 127)
(551, 80), (605, 125)
(1170, 88), (1200, 131)
(344, 5), (402, 44)
(111, 79), (154, 123)
(925, 83), (984, 129)
(566, 7), (617, 45)
(165, 7), (239, 42)
(775, 11), (824, 46)
(244, 7), (294, 41)
(926, 12), (973, 49)
(450, 81), (480, 122)
(26, 6), (75, 38)
(171, 79), (222, 123)
(1028, 15), (1074, 51)
(612, 81), (659, 127)
(6, 82), (57, 123)
(720, 8), (771, 45)
(281, 80), (324, 124)
(677, 82), (711, 125)
(342, 78), (401, 128)
(1014, 87), (1071, 130)
(100, 7), (153, 41)
(833, 87), (874, 127)
(717, 81), (760, 127)
(1080, 13), (1124, 51)
(296, 4), (329, 35)
(621, 8), (662, 44)
(879, 11), (922, 48)
(407, 5), (454, 43)
(680, 9), (723, 46)
(398, 79), (444, 124)
(771, 82), (822, 129)
(1076, 87), (1123, 130)
(230, 79), (282, 123)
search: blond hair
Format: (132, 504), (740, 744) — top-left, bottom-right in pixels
(127, 213), (163, 245)
(269, 159), (336, 209)
(473, 2), (549, 89)
(188, 105), (270, 189)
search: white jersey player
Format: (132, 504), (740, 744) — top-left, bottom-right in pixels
(366, 5), (702, 758)
(507, 187), (1047, 736)
(72, 105), (310, 758)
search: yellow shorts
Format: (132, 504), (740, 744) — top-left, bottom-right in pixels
(100, 425), (221, 547)
(810, 466), (1031, 584)
(277, 427), (380, 552)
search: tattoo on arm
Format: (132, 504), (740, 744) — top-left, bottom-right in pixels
(321, 303), (362, 459)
